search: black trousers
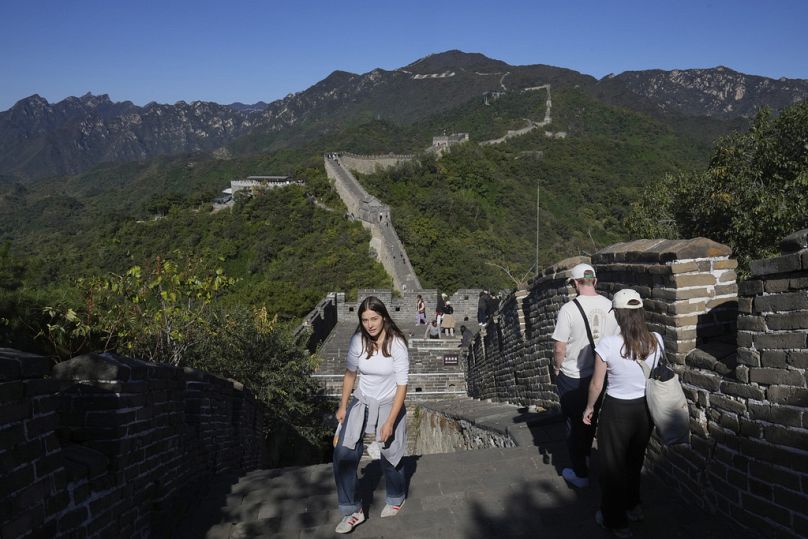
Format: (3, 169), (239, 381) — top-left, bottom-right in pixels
(597, 395), (653, 529)
(556, 372), (600, 477)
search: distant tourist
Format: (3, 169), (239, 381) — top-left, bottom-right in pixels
(416, 294), (426, 325)
(477, 291), (489, 326)
(551, 263), (618, 489)
(459, 325), (473, 348)
(441, 300), (455, 336)
(424, 319), (441, 339)
(486, 291), (500, 320)
(583, 289), (661, 537)
(332, 296), (409, 533)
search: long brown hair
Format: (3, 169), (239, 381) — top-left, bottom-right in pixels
(356, 296), (408, 358)
(615, 308), (658, 360)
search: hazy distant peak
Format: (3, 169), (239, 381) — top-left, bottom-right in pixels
(13, 94), (49, 109)
(403, 50), (509, 73)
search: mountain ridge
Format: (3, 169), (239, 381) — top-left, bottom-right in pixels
(2, 50), (806, 180)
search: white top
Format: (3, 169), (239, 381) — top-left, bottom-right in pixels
(346, 333), (409, 401)
(595, 332), (664, 399)
(551, 295), (619, 378)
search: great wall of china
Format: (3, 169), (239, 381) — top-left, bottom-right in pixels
(2, 90), (807, 538)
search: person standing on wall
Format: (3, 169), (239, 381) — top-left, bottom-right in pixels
(583, 288), (662, 538)
(332, 296), (409, 534)
(477, 291), (489, 326)
(551, 263), (618, 488)
(441, 300), (455, 336)
(416, 294), (426, 325)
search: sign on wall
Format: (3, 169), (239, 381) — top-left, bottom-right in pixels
(443, 354), (459, 366)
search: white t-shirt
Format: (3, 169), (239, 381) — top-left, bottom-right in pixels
(595, 332), (664, 400)
(551, 295), (619, 378)
(346, 333), (409, 401)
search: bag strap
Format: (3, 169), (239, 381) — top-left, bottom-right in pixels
(572, 299), (596, 351)
(635, 333), (664, 377)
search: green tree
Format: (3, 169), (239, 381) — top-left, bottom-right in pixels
(75, 255), (236, 364)
(626, 102), (808, 273)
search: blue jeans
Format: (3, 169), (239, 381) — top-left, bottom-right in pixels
(332, 400), (406, 516)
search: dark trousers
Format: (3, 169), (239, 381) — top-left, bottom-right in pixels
(332, 401), (406, 516)
(598, 395), (653, 529)
(556, 372), (599, 477)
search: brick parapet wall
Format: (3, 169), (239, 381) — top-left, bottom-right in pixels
(465, 233), (808, 538)
(0, 350), (265, 538)
(657, 228), (808, 539)
(466, 238), (738, 406)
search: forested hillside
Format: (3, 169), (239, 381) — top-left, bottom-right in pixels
(2, 55), (784, 361)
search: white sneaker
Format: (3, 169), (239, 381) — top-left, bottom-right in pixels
(561, 467), (590, 488)
(335, 511), (365, 534)
(380, 499), (405, 518)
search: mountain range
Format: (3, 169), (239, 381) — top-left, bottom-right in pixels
(2, 50), (807, 180)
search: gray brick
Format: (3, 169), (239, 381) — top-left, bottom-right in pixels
(765, 311), (808, 330)
(768, 385), (808, 406)
(749, 461), (801, 490)
(720, 380), (765, 400)
(681, 370), (722, 391)
(749, 368), (805, 386)
(739, 280), (764, 296)
(750, 252), (803, 276)
(754, 292), (808, 313)
(752, 332), (807, 349)
(709, 394), (747, 414)
(764, 279), (792, 293)
(737, 315), (766, 331)
(760, 350), (788, 369)
(764, 424), (808, 449)
(773, 485), (808, 514)
(788, 350), (808, 369)
(736, 348), (761, 367)
(738, 297), (753, 314)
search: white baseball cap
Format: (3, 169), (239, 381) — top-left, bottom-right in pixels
(568, 263), (596, 282)
(612, 289), (644, 310)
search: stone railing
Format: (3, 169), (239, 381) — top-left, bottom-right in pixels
(465, 233), (808, 538)
(295, 293), (338, 353)
(0, 350), (265, 538)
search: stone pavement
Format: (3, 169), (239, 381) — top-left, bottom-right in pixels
(174, 399), (758, 539)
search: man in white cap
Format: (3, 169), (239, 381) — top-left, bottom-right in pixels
(551, 262), (618, 488)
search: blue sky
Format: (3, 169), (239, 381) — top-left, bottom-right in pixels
(2, 0), (806, 111)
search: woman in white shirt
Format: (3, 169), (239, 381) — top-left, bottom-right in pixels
(332, 296), (409, 534)
(583, 288), (662, 538)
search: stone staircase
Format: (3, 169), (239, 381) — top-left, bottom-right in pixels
(173, 399), (757, 539)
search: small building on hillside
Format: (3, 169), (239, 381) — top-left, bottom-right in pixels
(230, 176), (304, 193)
(431, 133), (469, 151)
(212, 175), (304, 208)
